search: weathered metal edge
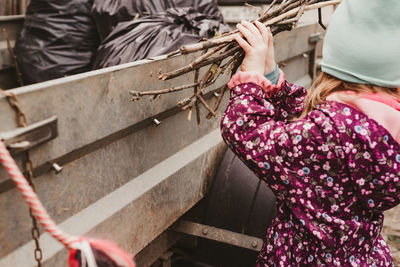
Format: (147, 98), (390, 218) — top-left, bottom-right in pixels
(0, 128), (224, 266)
(0, 88), (222, 194)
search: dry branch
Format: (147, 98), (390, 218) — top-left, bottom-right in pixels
(129, 83), (198, 100)
(179, 0), (340, 54)
(130, 0), (342, 122)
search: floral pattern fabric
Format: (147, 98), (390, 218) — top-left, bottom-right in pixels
(220, 80), (400, 266)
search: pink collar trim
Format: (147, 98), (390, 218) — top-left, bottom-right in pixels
(357, 93), (400, 111)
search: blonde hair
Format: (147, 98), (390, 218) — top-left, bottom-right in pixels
(297, 72), (400, 120)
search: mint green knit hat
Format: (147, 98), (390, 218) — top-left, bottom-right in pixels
(320, 0), (400, 88)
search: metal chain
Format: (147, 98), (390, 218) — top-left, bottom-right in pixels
(1, 89), (27, 127)
(1, 89), (43, 266)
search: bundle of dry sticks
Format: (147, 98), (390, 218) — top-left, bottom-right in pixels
(130, 0), (342, 124)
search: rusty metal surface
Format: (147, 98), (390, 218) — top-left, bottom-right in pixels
(134, 231), (182, 267)
(171, 220), (264, 252)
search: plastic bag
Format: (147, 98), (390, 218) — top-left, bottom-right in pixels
(15, 0), (99, 84)
(91, 0), (225, 41)
(92, 0), (229, 68)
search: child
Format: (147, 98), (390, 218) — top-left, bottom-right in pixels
(221, 0), (400, 266)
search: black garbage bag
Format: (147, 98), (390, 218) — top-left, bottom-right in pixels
(93, 1), (229, 68)
(14, 0), (99, 84)
(91, 0), (225, 41)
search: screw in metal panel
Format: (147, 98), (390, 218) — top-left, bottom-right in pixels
(202, 228), (208, 235)
(152, 118), (161, 126)
(251, 241), (258, 248)
(51, 163), (63, 174)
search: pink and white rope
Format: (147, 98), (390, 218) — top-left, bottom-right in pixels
(0, 140), (80, 250)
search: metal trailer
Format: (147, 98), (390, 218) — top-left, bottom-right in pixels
(0, 10), (327, 266)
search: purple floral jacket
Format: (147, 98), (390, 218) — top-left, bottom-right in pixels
(221, 78), (400, 266)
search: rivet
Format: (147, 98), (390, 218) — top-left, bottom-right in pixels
(202, 228), (208, 235)
(51, 163), (63, 174)
(251, 241), (258, 248)
(152, 118), (161, 126)
(213, 92), (219, 98)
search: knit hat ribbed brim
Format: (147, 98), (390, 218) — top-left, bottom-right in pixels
(320, 0), (400, 88)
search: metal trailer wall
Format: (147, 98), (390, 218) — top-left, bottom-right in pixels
(0, 16), (322, 266)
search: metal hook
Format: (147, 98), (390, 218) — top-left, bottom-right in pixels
(318, 8), (326, 30)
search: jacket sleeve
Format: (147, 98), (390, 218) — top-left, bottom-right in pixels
(220, 71), (338, 198)
(346, 118), (400, 212)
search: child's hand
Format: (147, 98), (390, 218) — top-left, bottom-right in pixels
(235, 21), (276, 76)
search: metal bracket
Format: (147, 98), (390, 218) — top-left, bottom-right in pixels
(170, 220), (263, 252)
(0, 116), (58, 155)
(309, 32), (321, 44)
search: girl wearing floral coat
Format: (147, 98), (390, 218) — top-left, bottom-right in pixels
(220, 0), (400, 266)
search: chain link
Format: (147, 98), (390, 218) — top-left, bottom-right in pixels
(1, 89), (42, 266)
(1, 89), (28, 127)
(25, 152), (42, 266)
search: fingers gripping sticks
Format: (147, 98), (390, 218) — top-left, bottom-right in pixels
(234, 21), (276, 76)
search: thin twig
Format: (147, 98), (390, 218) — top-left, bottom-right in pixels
(193, 66), (201, 124)
(189, 44), (225, 68)
(206, 84), (228, 119)
(181, 64), (214, 111)
(198, 95), (216, 117)
(166, 50), (180, 58)
(160, 46), (241, 80)
(263, 0), (278, 16)
(129, 83), (198, 100)
(244, 2), (263, 16)
(277, 1), (308, 28)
